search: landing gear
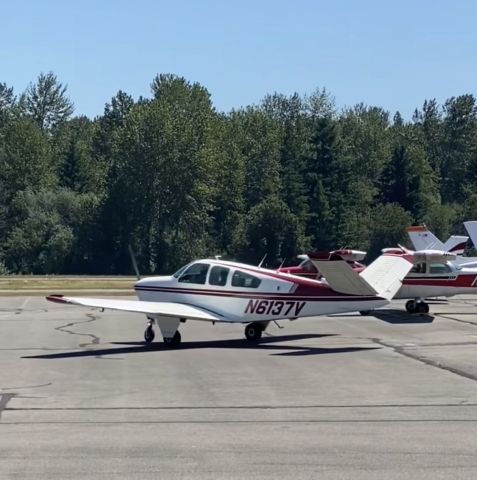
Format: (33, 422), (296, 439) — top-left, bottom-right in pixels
(405, 300), (429, 314)
(244, 322), (264, 341)
(144, 323), (155, 343)
(163, 330), (181, 347)
(359, 310), (372, 316)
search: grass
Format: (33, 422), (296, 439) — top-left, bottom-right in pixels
(0, 275), (136, 295)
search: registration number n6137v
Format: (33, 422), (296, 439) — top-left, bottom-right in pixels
(244, 299), (306, 316)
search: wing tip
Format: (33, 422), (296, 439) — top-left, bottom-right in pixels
(46, 294), (67, 304)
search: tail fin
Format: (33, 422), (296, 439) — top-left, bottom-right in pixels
(464, 221), (477, 249)
(406, 225), (443, 251)
(442, 235), (468, 255)
(309, 252), (413, 300)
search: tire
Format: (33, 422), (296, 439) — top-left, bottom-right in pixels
(359, 310), (371, 316)
(164, 330), (181, 347)
(245, 323), (263, 341)
(144, 326), (155, 343)
(417, 302), (429, 314)
(405, 300), (417, 313)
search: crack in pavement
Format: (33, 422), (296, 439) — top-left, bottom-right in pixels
(55, 313), (100, 348)
(439, 314), (477, 327)
(370, 337), (477, 382)
(1, 383), (52, 391)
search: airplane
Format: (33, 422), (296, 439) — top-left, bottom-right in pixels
(46, 253), (414, 347)
(406, 225), (468, 255)
(283, 247), (477, 315)
(278, 249), (366, 279)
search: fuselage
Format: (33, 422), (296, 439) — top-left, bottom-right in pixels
(134, 259), (388, 323)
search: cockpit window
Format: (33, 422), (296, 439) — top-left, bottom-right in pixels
(178, 263), (210, 284)
(209, 266), (229, 286)
(429, 263), (451, 275)
(231, 270), (261, 288)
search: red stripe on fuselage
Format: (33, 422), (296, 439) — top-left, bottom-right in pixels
(134, 285), (382, 301)
(403, 274), (477, 287)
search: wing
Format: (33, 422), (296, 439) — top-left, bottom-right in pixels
(46, 295), (224, 322)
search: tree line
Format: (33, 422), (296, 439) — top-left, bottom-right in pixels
(0, 72), (476, 274)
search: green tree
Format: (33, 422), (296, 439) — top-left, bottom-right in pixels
(19, 72), (74, 131)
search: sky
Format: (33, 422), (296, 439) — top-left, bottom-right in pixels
(1, 0), (476, 119)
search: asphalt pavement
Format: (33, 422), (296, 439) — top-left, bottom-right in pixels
(1, 295), (477, 479)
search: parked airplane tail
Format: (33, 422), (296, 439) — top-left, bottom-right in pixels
(464, 221), (477, 248)
(442, 235), (468, 254)
(308, 252), (413, 300)
(407, 225), (468, 254)
(406, 225), (443, 251)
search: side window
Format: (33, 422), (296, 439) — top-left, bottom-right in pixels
(209, 266), (229, 286)
(411, 263), (426, 274)
(178, 263), (210, 284)
(231, 270), (261, 288)
(429, 263), (451, 275)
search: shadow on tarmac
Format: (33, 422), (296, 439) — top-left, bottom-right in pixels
(22, 333), (380, 359)
(370, 309), (435, 324)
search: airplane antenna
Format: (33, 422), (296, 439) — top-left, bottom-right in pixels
(278, 258), (286, 269)
(128, 244), (141, 280)
(258, 253), (267, 268)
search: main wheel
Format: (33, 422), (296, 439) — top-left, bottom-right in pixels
(164, 330), (181, 347)
(144, 325), (155, 343)
(245, 322), (263, 341)
(359, 310), (372, 316)
(405, 300), (417, 313)
(417, 302), (429, 314)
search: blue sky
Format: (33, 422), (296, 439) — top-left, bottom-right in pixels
(1, 0), (476, 118)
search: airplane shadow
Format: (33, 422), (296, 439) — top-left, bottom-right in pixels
(370, 309), (435, 324)
(22, 333), (380, 359)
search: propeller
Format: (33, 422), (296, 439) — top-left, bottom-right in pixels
(128, 244), (141, 280)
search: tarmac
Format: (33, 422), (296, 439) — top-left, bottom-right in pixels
(1, 295), (477, 479)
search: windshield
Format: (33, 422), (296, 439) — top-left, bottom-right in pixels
(172, 263), (192, 278)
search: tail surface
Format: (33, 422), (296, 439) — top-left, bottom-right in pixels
(309, 252), (413, 300)
(464, 221), (477, 249)
(442, 235), (468, 254)
(406, 225), (443, 251)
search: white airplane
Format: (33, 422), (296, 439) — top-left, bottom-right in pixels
(47, 253), (413, 346)
(406, 225), (468, 255)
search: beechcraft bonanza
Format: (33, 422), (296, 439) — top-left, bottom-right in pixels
(47, 253), (414, 347)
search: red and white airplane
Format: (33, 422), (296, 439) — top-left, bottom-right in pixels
(378, 246), (477, 313)
(281, 247), (477, 315)
(47, 253), (413, 347)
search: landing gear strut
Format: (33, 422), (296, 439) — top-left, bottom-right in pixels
(244, 322), (264, 341)
(405, 300), (429, 314)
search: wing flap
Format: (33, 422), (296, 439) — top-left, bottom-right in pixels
(46, 295), (224, 322)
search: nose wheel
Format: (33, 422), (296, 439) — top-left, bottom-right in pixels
(144, 323), (155, 343)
